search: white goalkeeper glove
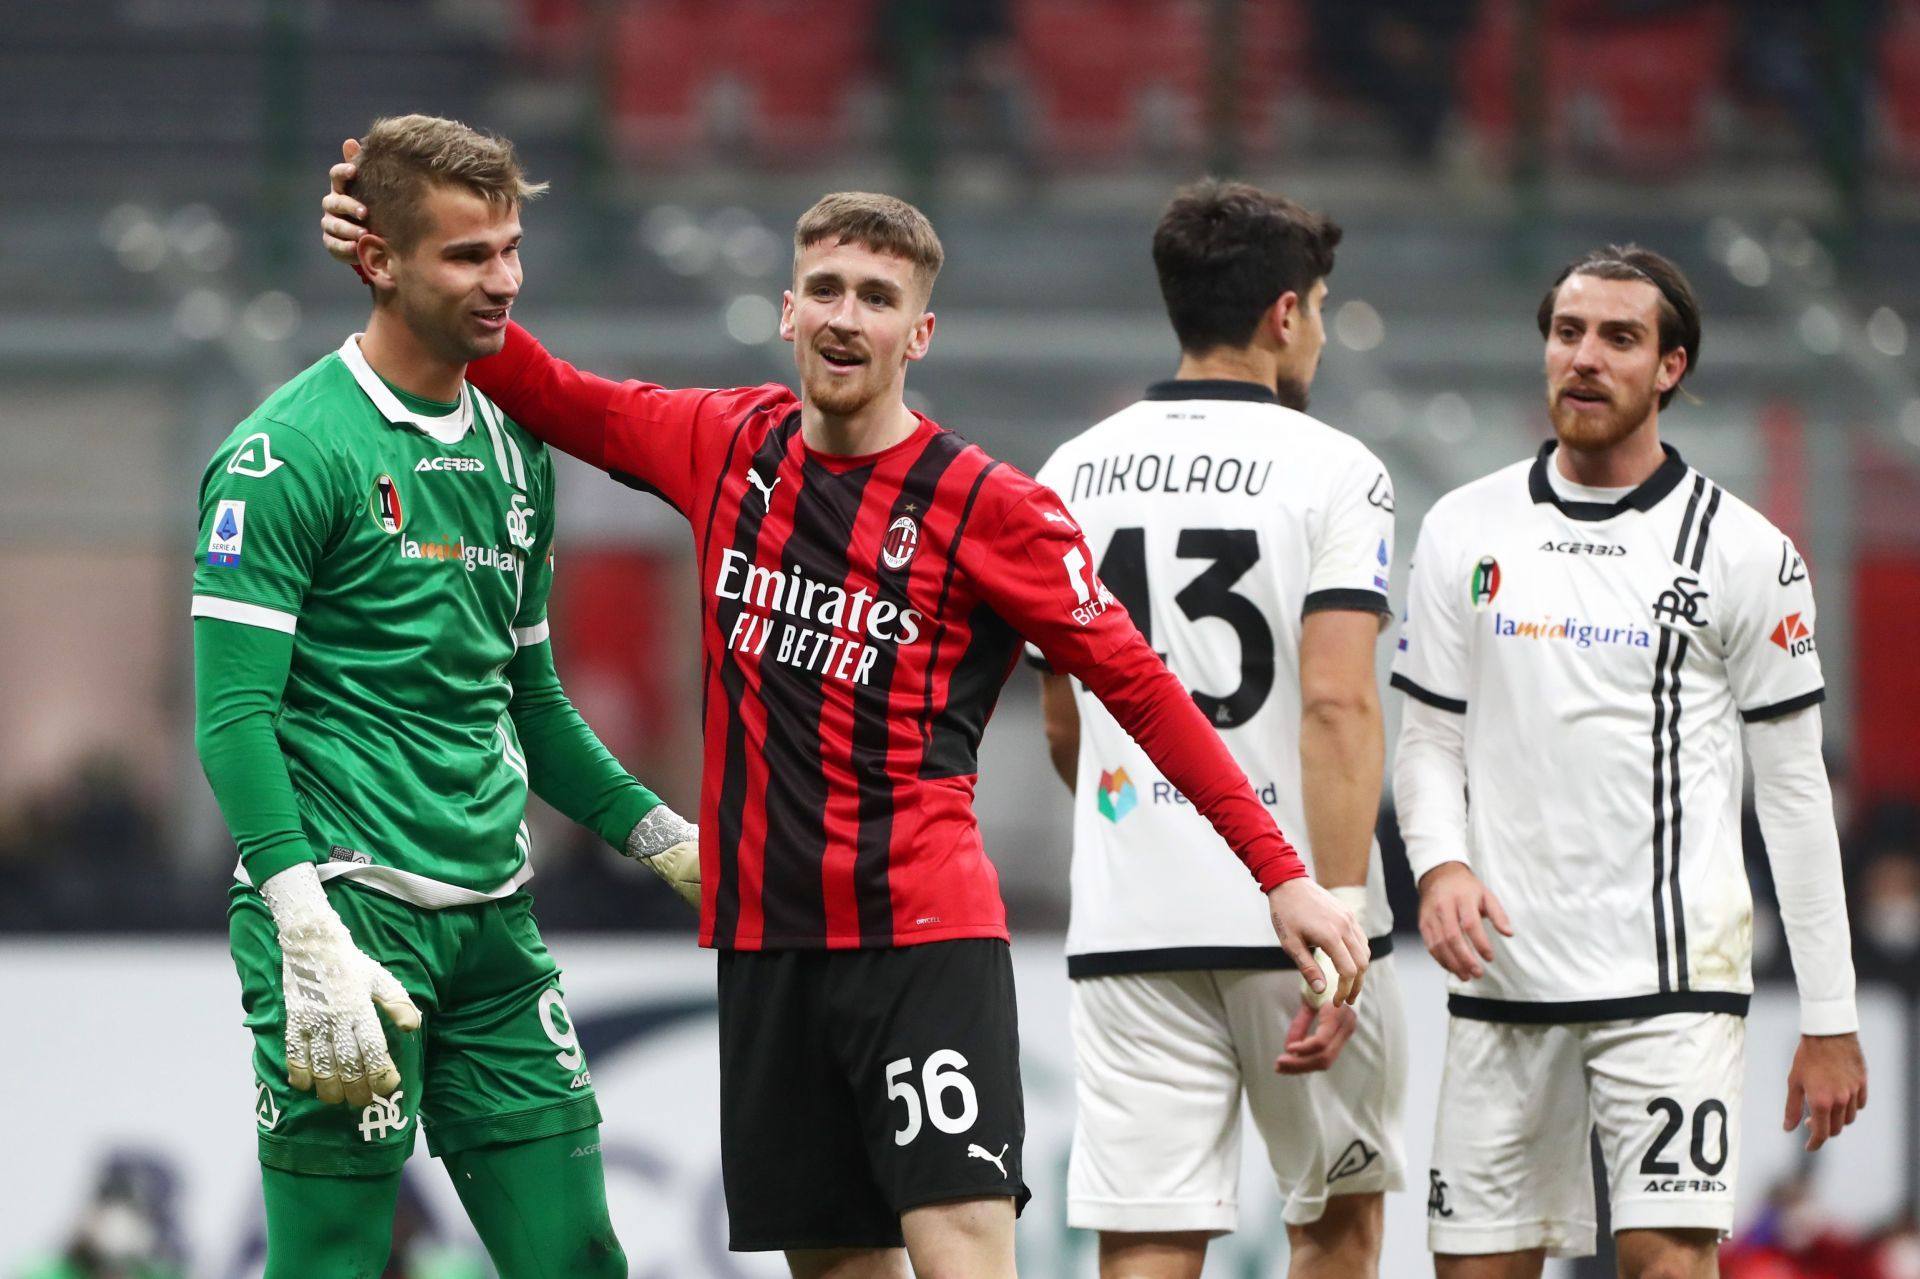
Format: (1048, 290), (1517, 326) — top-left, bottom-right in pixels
(258, 863), (422, 1107)
(1302, 885), (1371, 1009)
(626, 804), (701, 909)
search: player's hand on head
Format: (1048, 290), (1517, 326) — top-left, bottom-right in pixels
(259, 863), (421, 1107)
(1783, 1032), (1867, 1152)
(1417, 860), (1513, 982)
(1274, 999), (1358, 1075)
(1267, 877), (1368, 1006)
(320, 137), (368, 266)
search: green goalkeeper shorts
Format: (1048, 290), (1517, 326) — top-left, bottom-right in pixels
(229, 880), (603, 1176)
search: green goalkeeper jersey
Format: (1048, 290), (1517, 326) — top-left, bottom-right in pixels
(193, 334), (565, 905)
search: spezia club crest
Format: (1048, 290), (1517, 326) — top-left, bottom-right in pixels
(370, 473), (404, 534)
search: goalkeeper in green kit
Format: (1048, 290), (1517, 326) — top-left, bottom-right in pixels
(192, 115), (696, 1278)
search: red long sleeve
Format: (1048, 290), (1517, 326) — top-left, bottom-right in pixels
(1077, 634), (1306, 892)
(467, 322), (619, 471)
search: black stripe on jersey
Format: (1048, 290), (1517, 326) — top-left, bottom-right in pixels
(1665, 633), (1691, 991)
(1449, 991), (1749, 1024)
(1688, 484), (1722, 572)
(918, 461), (1001, 755)
(1649, 625), (1677, 993)
(1740, 687), (1826, 723)
(1671, 476), (1706, 564)
(1302, 588), (1393, 618)
(1390, 672), (1466, 714)
(709, 419), (802, 947)
(852, 434), (968, 944)
(757, 452), (871, 945)
(922, 603), (1021, 779)
(1067, 935), (1396, 979)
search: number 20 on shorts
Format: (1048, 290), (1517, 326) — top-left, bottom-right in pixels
(886, 1051), (979, 1146)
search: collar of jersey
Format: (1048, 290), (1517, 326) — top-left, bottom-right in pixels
(337, 334), (475, 445)
(1144, 378), (1278, 404)
(1528, 439), (1688, 521)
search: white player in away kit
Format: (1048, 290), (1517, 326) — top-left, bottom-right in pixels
(1033, 181), (1406, 1279)
(1392, 245), (1867, 1279)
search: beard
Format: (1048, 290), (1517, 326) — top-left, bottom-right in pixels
(802, 357), (887, 417)
(1549, 378), (1659, 452)
(1274, 375), (1310, 412)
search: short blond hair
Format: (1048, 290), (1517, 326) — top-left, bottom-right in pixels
(793, 192), (944, 296)
(348, 114), (547, 253)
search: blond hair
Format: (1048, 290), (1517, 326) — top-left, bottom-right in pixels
(348, 114), (546, 252)
(793, 192), (944, 296)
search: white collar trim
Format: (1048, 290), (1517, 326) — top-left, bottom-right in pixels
(338, 334), (474, 444)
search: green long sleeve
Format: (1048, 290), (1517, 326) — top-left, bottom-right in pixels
(507, 638), (664, 851)
(193, 616), (314, 884)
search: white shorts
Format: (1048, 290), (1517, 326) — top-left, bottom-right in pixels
(1427, 1011), (1745, 1259)
(1067, 956), (1407, 1234)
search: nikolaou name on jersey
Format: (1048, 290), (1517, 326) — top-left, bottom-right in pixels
(1066, 453), (1274, 501)
(1491, 613), (1654, 649)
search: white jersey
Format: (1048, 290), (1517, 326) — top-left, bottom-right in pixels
(1392, 443), (1825, 1017)
(1034, 380), (1397, 974)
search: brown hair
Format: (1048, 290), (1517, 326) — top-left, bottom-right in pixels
(347, 114), (547, 253)
(1152, 179), (1342, 354)
(793, 192), (945, 296)
(1537, 244), (1701, 409)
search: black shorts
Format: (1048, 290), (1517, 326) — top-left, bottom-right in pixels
(717, 938), (1030, 1251)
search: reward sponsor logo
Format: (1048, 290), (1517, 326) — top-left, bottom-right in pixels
(1151, 778), (1284, 806)
(1492, 612), (1652, 649)
(1095, 768), (1137, 822)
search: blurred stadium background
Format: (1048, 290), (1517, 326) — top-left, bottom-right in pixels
(3, 0), (1919, 1275)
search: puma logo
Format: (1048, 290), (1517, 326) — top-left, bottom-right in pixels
(746, 469), (781, 511)
(967, 1142), (1009, 1178)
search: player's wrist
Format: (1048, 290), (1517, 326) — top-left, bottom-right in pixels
(1414, 858), (1471, 893)
(1325, 884), (1370, 918)
(258, 861), (337, 934)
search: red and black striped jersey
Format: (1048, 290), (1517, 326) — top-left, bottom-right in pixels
(471, 323), (1304, 949)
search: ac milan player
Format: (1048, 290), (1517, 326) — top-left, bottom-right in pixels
(323, 150), (1366, 1279)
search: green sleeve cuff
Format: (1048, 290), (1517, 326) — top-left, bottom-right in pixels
(194, 617), (316, 882)
(507, 638), (664, 850)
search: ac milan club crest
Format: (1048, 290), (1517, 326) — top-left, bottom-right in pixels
(881, 514), (920, 570)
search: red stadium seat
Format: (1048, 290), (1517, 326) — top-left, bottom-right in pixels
(717, 0), (880, 159)
(1459, 0), (1731, 175)
(1014, 0), (1301, 164)
(1881, 6), (1920, 171)
(612, 0), (718, 159)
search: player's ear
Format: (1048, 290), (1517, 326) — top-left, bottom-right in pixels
(1268, 291), (1300, 348)
(357, 234), (398, 292)
(1656, 345), (1688, 394)
(779, 289), (796, 343)
(905, 310), (935, 363)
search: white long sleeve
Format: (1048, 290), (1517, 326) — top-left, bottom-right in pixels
(1745, 706), (1858, 1036)
(1393, 697), (1470, 884)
